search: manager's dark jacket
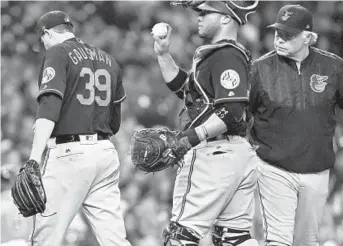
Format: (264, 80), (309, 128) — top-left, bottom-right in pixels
(250, 47), (343, 173)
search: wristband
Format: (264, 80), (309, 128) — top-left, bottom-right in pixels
(181, 128), (201, 147)
(195, 126), (208, 141)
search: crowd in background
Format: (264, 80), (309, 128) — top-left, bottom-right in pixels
(1, 1), (343, 245)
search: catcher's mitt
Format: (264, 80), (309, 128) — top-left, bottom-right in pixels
(11, 159), (46, 217)
(130, 128), (191, 172)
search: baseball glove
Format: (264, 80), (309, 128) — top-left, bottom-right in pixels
(130, 128), (192, 172)
(11, 159), (47, 217)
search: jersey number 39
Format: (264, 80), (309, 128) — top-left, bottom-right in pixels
(77, 67), (111, 107)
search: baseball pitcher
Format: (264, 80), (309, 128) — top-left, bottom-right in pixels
(150, 1), (260, 246)
(11, 11), (131, 246)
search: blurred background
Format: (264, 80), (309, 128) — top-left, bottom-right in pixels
(1, 1), (343, 245)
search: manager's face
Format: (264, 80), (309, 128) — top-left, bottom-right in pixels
(273, 29), (306, 58)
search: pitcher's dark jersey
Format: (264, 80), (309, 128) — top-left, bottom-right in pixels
(37, 37), (125, 136)
(250, 47), (343, 173)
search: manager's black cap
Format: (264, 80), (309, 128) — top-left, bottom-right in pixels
(268, 4), (313, 34)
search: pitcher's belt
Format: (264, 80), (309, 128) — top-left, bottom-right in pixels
(54, 133), (112, 144)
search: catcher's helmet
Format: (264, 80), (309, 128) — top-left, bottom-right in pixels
(33, 10), (73, 52)
(172, 1), (259, 25)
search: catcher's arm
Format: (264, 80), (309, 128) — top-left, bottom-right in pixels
(130, 121), (225, 174)
(152, 24), (178, 82)
(152, 23), (188, 99)
(173, 113), (228, 155)
(193, 113), (228, 141)
(130, 128), (200, 173)
(163, 112), (229, 152)
(171, 115), (228, 155)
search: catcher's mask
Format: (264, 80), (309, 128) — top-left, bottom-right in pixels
(171, 1), (259, 25)
(33, 10), (73, 52)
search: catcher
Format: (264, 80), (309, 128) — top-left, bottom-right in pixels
(132, 1), (260, 246)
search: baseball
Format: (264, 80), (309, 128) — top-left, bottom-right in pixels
(152, 23), (168, 39)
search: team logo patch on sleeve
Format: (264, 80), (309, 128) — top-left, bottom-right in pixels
(41, 67), (55, 84)
(220, 69), (240, 90)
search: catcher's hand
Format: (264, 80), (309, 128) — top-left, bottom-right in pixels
(11, 159), (46, 217)
(152, 23), (172, 56)
(130, 128), (193, 173)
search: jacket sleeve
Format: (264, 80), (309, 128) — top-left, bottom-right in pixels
(249, 62), (262, 115)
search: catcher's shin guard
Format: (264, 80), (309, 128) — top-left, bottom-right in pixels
(212, 226), (252, 246)
(162, 222), (200, 246)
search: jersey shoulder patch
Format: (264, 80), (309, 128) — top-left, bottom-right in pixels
(220, 69), (240, 89)
(41, 67), (56, 84)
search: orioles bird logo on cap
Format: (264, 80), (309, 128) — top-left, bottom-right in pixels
(281, 10), (294, 21)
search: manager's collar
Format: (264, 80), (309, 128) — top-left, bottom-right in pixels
(279, 47), (314, 67)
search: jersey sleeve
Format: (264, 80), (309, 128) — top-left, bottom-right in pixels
(211, 49), (249, 106)
(112, 67), (126, 104)
(37, 46), (69, 101)
(166, 68), (188, 99)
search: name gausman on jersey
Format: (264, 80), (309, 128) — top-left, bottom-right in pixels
(68, 43), (112, 66)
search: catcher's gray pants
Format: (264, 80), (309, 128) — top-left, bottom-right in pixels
(171, 136), (258, 239)
(28, 136), (131, 246)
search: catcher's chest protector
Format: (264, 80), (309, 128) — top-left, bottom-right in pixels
(181, 40), (251, 130)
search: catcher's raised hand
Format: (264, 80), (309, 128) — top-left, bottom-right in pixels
(152, 22), (172, 56)
(11, 159), (46, 217)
